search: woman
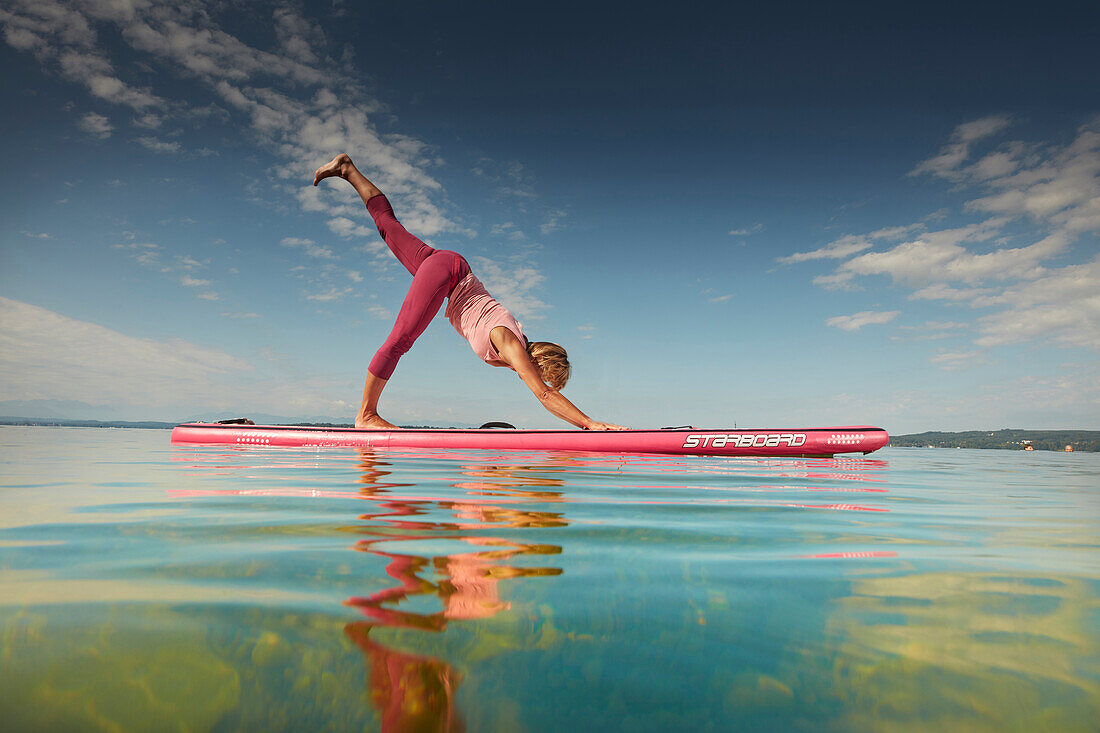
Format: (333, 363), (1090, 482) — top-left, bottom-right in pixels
(313, 154), (626, 431)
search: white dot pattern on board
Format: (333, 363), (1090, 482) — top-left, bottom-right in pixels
(236, 435), (271, 444)
(826, 433), (863, 445)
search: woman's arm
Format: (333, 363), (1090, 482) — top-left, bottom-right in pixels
(491, 327), (627, 430)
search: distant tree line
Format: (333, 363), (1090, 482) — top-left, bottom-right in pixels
(0, 419), (472, 430)
(891, 430), (1099, 452)
(0, 418), (176, 429)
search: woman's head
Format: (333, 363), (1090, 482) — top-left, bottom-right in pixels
(526, 341), (571, 390)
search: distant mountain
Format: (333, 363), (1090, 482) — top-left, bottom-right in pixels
(183, 411), (354, 425)
(0, 399), (123, 420)
(180, 413), (479, 428)
(0, 402), (477, 428)
(0, 402), (353, 425)
(0, 417), (176, 429)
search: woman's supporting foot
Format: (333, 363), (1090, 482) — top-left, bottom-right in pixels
(355, 413), (401, 430)
(355, 372), (396, 429)
(313, 153), (354, 186)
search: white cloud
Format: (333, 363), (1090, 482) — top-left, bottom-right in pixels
(304, 286), (353, 302)
(971, 256), (1100, 349)
(910, 115), (1012, 179)
(868, 222), (925, 240)
(135, 135), (181, 154)
(840, 221), (1057, 285)
(729, 223), (764, 236)
(780, 224), (927, 266)
(113, 241), (162, 270)
(0, 296), (366, 419)
(0, 0), (459, 237)
(812, 272), (860, 291)
(78, 111), (112, 138)
(272, 6), (325, 66)
(470, 256), (548, 320)
(968, 148), (1024, 181)
(909, 283), (995, 301)
(366, 304), (393, 320)
(178, 273), (218, 300)
(326, 216), (375, 241)
(778, 235), (873, 264)
(491, 222), (526, 240)
(0, 296), (251, 408)
(790, 119), (1100, 353)
(0, 1), (577, 333)
(540, 209), (566, 235)
(825, 310), (900, 331)
(281, 236), (335, 259)
(175, 255), (203, 270)
(955, 116), (1014, 143)
(133, 111), (162, 129)
(473, 157), (537, 205)
(928, 351), (983, 371)
(114, 242), (223, 299)
(898, 321), (969, 332)
(894, 321), (970, 341)
(0, 1), (165, 111)
(965, 127), (1099, 227)
(709, 293), (734, 303)
(994, 366), (1100, 423)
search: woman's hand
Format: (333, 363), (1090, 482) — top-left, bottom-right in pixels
(491, 327), (628, 431)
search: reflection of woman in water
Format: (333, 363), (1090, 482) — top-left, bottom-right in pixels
(345, 622), (464, 733)
(313, 154), (626, 432)
(345, 450), (567, 732)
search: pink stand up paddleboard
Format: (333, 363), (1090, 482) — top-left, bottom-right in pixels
(171, 423), (889, 457)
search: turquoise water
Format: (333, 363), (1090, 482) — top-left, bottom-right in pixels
(1, 426), (1097, 731)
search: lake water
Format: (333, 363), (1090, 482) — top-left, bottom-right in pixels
(1, 426), (1097, 731)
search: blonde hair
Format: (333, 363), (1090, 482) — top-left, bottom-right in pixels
(526, 341), (571, 390)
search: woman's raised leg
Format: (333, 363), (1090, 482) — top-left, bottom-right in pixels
(314, 153), (446, 429)
(314, 153), (433, 275)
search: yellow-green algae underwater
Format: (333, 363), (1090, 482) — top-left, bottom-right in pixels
(1, 427), (1097, 731)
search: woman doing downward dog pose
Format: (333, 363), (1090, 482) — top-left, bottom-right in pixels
(313, 154), (626, 431)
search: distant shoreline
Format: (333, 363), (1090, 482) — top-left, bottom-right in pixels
(3, 419), (1097, 451)
(1, 417), (177, 429)
(0, 418), (443, 430)
(891, 430), (1098, 452)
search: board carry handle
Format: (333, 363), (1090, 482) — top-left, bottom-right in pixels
(478, 421), (517, 429)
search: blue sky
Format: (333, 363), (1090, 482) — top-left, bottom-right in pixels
(0, 0), (1097, 431)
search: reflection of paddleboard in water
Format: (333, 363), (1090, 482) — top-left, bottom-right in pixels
(171, 423), (889, 457)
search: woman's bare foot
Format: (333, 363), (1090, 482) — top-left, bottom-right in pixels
(313, 153), (354, 186)
(355, 413), (401, 430)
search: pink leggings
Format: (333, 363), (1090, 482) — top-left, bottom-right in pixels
(366, 194), (470, 380)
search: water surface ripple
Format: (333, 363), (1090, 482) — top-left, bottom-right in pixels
(1, 427), (1097, 731)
